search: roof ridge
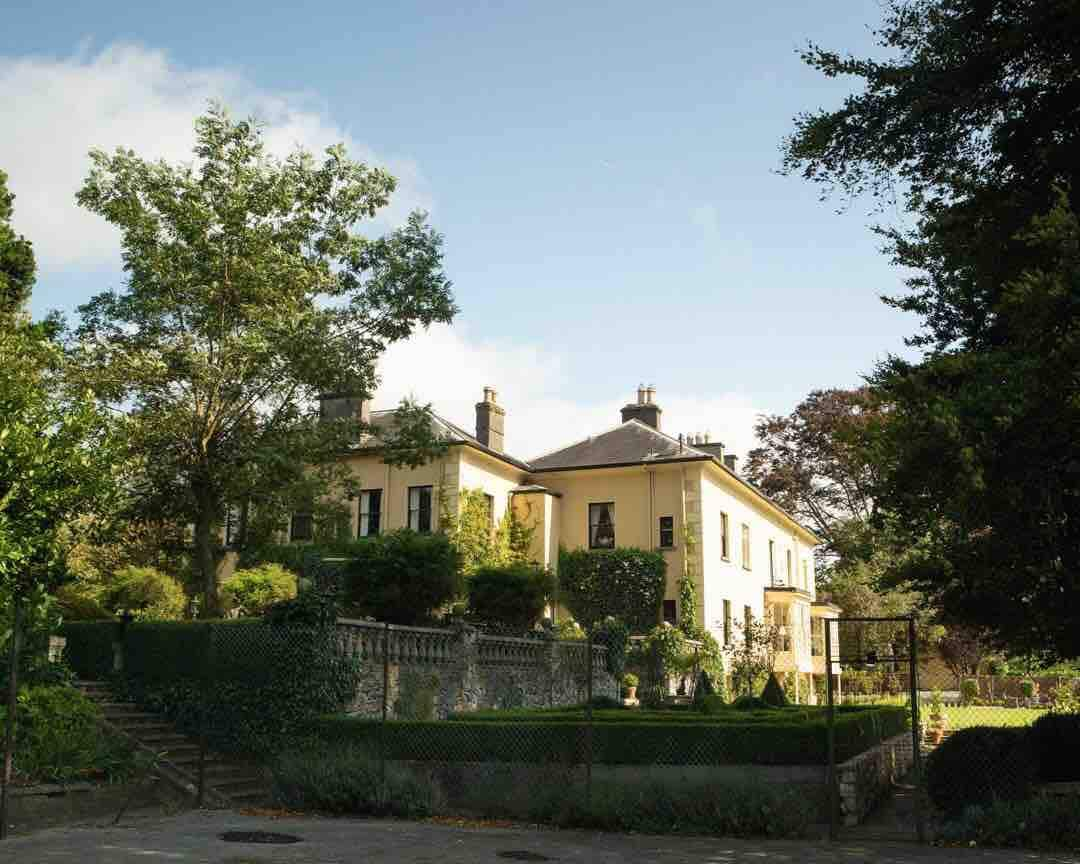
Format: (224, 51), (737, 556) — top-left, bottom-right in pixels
(526, 418), (640, 463)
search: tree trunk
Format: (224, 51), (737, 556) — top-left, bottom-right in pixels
(1, 596), (23, 840)
(194, 498), (220, 618)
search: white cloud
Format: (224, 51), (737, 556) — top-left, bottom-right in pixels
(374, 324), (764, 463)
(0, 42), (430, 270)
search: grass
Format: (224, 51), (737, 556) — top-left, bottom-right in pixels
(940, 705), (1046, 729)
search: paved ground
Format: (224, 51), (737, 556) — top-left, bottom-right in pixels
(4, 810), (1079, 864)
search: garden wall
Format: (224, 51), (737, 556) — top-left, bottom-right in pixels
(336, 619), (617, 718)
(836, 730), (915, 827)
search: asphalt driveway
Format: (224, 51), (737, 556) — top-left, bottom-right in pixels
(3, 810), (1078, 864)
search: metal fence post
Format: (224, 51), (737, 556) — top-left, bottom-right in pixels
(825, 618), (837, 841)
(908, 617), (925, 843)
(585, 631), (593, 813)
(380, 622), (389, 804)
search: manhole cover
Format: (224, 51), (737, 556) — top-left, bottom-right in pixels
(219, 831), (303, 845)
(497, 853), (552, 862)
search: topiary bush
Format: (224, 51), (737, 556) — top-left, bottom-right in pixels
(342, 530), (462, 625)
(467, 562), (554, 632)
(557, 547), (666, 630)
(1030, 713), (1080, 783)
(761, 673), (789, 708)
(591, 616), (629, 680)
(732, 694), (769, 711)
(960, 677), (979, 706)
(221, 563), (297, 617)
(102, 566), (186, 620)
(926, 727), (1036, 816)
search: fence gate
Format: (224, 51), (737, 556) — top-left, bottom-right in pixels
(824, 616), (925, 842)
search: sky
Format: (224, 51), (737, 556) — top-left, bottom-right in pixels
(0, 1), (917, 463)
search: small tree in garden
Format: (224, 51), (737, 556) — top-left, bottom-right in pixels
(467, 563), (554, 632)
(221, 564), (297, 617)
(101, 566), (186, 620)
(557, 547), (666, 631)
(725, 613), (779, 697)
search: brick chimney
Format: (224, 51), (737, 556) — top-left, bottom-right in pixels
(723, 454), (738, 473)
(620, 384), (662, 430)
(319, 393), (371, 424)
(475, 387), (505, 452)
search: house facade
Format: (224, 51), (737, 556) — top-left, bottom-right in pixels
(296, 386), (838, 701)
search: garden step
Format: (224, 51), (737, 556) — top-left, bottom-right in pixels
(214, 776), (265, 791)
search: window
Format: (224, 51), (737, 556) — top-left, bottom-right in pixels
(358, 489), (382, 537)
(811, 617), (824, 657)
(408, 485), (433, 533)
(744, 605), (753, 644)
(484, 494), (495, 529)
(290, 512), (313, 542)
(720, 513), (730, 560)
(741, 523), (751, 570)
(786, 549), (793, 585)
(802, 559), (810, 591)
(662, 599), (677, 625)
(658, 516), (675, 549)
(588, 502), (616, 549)
(723, 599), (732, 647)
(771, 604), (791, 652)
(768, 539), (775, 581)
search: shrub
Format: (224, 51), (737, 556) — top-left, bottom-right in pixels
(960, 678), (979, 706)
(761, 673), (789, 708)
(638, 683), (667, 709)
(591, 616), (629, 680)
(467, 563), (554, 631)
(697, 694), (729, 715)
(1030, 713), (1080, 782)
(622, 673), (639, 689)
(55, 583), (112, 621)
(394, 672), (439, 721)
(264, 586), (339, 625)
(1020, 679), (1038, 700)
(342, 530), (462, 625)
(732, 694), (769, 711)
(103, 566), (186, 620)
(557, 547), (666, 630)
(271, 740), (432, 817)
(221, 564), (297, 617)
(61, 621), (117, 679)
(0, 685), (134, 783)
(926, 727), (1036, 816)
(937, 794), (1080, 850)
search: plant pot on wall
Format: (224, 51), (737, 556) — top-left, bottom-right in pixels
(625, 686), (637, 701)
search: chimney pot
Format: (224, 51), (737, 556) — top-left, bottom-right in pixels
(476, 387), (505, 451)
(621, 386), (662, 430)
(723, 454), (738, 473)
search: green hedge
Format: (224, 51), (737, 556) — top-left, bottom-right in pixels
(61, 620), (117, 679)
(112, 620), (360, 755)
(306, 705), (907, 766)
(557, 547), (666, 630)
(1030, 713), (1080, 783)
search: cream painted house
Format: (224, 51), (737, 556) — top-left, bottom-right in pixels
(294, 386), (839, 701)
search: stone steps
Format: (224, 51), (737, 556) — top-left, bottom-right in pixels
(75, 680), (270, 808)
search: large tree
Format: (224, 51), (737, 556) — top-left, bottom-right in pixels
(0, 169), (35, 318)
(72, 106), (455, 614)
(784, 0), (1080, 659)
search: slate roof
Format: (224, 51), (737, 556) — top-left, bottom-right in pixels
(528, 419), (713, 472)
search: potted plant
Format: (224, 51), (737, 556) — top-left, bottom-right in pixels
(622, 672), (639, 701)
(926, 689), (947, 745)
(1020, 678), (1038, 707)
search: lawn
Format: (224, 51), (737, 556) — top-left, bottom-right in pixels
(939, 705), (1046, 729)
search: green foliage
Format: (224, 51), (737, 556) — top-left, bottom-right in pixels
(557, 547), (666, 631)
(926, 727), (1036, 817)
(590, 616), (629, 680)
(113, 620), (360, 755)
(0, 685), (134, 783)
(271, 739), (432, 817)
(0, 169), (35, 318)
(638, 683), (667, 710)
(342, 529), (461, 625)
(101, 566), (186, 620)
(960, 678), (979, 706)
(622, 672), (638, 688)
(307, 704), (908, 766)
(393, 672), (439, 721)
(1030, 714), (1080, 783)
(263, 586), (340, 626)
(725, 612), (779, 697)
(761, 673), (789, 708)
(938, 794), (1080, 850)
(732, 695), (770, 711)
(71, 105), (455, 614)
(61, 621), (117, 679)
(555, 618), (585, 640)
(54, 583), (113, 621)
(221, 563), (297, 617)
(467, 562), (554, 632)
(1020, 680), (1038, 700)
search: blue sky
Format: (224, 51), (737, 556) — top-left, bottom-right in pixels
(1, 1), (915, 459)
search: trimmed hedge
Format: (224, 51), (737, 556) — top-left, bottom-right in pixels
(306, 705), (908, 766)
(61, 620), (117, 679)
(557, 547), (666, 630)
(926, 727), (1036, 817)
(112, 619), (360, 755)
(1030, 713), (1080, 783)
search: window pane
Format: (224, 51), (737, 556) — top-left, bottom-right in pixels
(659, 516), (674, 548)
(290, 513), (313, 542)
(721, 513), (729, 559)
(589, 502), (615, 549)
(662, 599), (677, 624)
(409, 485), (433, 533)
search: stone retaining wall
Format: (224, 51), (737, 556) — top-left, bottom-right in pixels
(836, 731), (915, 826)
(337, 619), (617, 718)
